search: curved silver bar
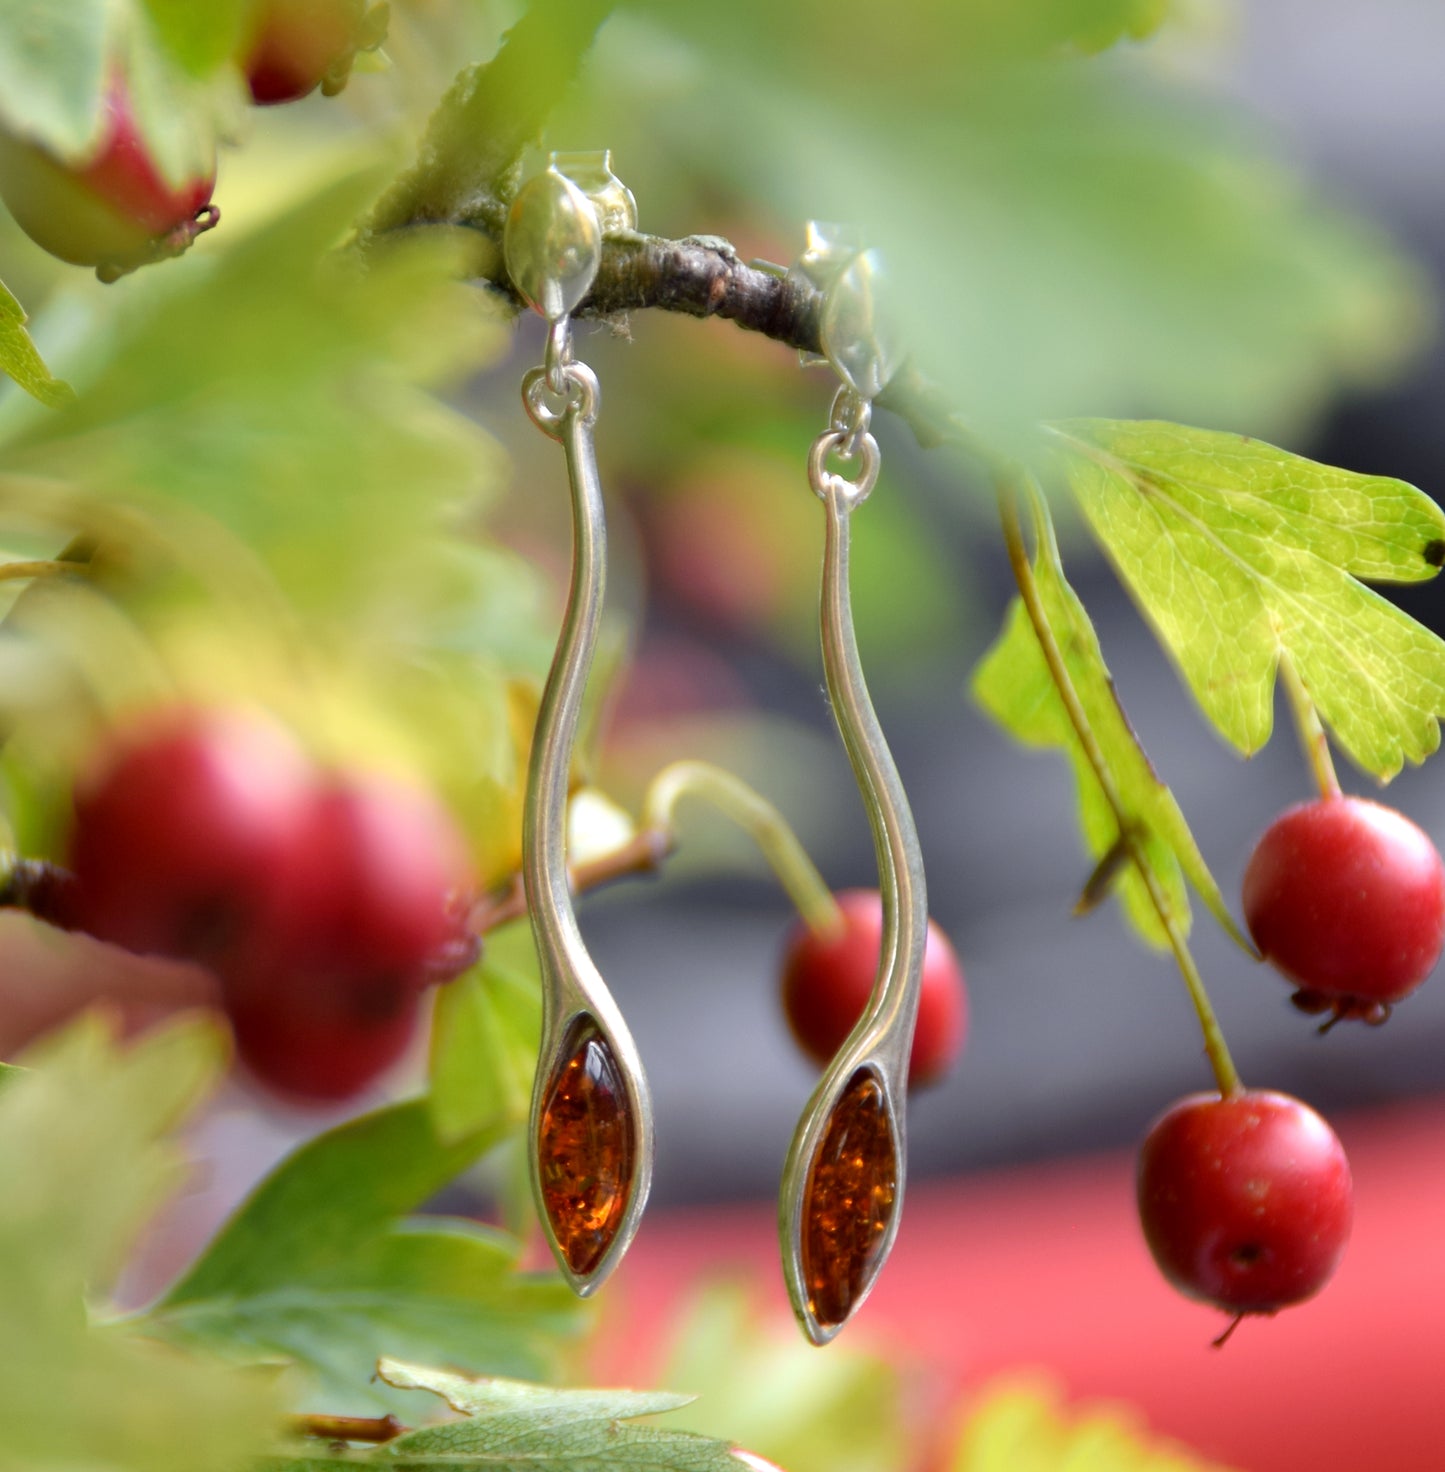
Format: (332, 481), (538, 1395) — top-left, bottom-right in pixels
(779, 440), (928, 1346)
(522, 363), (654, 1297)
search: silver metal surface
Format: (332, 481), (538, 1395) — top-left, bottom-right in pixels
(819, 250), (899, 403)
(779, 413), (927, 1346)
(504, 169), (603, 324)
(547, 149), (638, 237)
(520, 355), (654, 1297)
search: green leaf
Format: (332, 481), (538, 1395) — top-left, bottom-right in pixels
(139, 0), (252, 75)
(161, 1101), (497, 1300)
(973, 492), (1245, 950)
(429, 944), (542, 1144)
(0, 1015), (281, 1472)
(148, 1099), (584, 1411)
(633, 0), (1172, 66)
(1051, 419), (1445, 780)
(0, 0), (109, 157)
(263, 1360), (751, 1471)
(0, 280), (74, 409)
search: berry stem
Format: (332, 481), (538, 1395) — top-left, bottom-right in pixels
(641, 760), (844, 937)
(997, 476), (1242, 1098)
(471, 763), (840, 937)
(1278, 652), (1341, 801)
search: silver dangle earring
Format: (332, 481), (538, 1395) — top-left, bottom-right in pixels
(505, 154), (653, 1296)
(778, 228), (925, 1345)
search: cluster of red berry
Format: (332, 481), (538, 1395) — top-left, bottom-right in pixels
(775, 795), (1445, 1335)
(0, 0), (383, 281)
(59, 706), (474, 1103)
(1142, 794), (1445, 1329)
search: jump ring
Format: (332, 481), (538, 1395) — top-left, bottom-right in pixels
(523, 361), (600, 437)
(807, 428), (880, 507)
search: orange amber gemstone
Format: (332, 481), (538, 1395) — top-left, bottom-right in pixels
(536, 1022), (635, 1277)
(800, 1069), (897, 1330)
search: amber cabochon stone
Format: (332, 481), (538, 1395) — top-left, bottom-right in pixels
(536, 1020), (636, 1277)
(800, 1068), (897, 1329)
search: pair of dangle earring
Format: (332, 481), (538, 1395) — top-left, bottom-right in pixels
(510, 170), (925, 1342)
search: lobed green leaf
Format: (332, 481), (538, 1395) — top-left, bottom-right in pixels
(261, 1360), (749, 1471)
(1051, 419), (1445, 779)
(973, 493), (1246, 950)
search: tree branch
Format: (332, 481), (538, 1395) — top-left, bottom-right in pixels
(359, 0), (979, 456)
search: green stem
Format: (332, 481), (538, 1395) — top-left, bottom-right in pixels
(363, 0), (617, 241)
(998, 476), (1242, 1098)
(641, 760), (843, 936)
(1278, 652), (1341, 800)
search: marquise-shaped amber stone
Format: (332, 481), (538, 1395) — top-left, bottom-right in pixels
(800, 1069), (897, 1330)
(536, 1022), (635, 1277)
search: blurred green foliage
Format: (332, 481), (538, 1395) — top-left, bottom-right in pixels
(568, 2), (1424, 453)
(0, 1016), (281, 1471)
(660, 1285), (908, 1472)
(945, 1376), (1237, 1471)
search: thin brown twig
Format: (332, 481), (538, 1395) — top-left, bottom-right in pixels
(289, 1412), (407, 1444)
(0, 858), (78, 929)
(471, 828), (672, 934)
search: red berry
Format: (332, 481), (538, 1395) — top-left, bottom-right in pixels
(67, 707), (314, 964)
(0, 75), (217, 280)
(242, 0), (383, 105)
(219, 768), (471, 1103)
(228, 979), (418, 1103)
(779, 888), (967, 1088)
(1137, 1090), (1352, 1317)
(242, 769), (476, 997)
(1243, 795), (1445, 1025)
